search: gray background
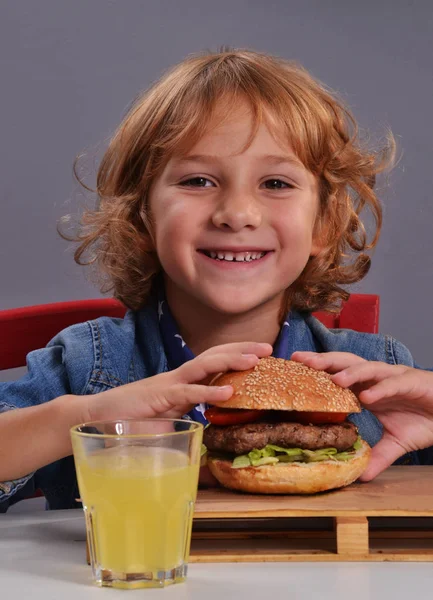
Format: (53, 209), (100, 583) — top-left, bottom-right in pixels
(1, 0), (432, 370)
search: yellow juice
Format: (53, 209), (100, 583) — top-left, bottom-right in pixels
(75, 445), (199, 576)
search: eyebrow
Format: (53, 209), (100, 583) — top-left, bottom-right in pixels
(174, 153), (305, 169)
(261, 154), (305, 168)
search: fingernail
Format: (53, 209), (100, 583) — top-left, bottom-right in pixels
(216, 385), (233, 392)
(332, 371), (346, 380)
(242, 354), (259, 359)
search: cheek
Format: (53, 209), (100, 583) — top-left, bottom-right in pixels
(153, 199), (201, 255)
(275, 210), (316, 247)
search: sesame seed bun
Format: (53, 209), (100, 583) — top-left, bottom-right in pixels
(207, 440), (370, 495)
(209, 357), (361, 414)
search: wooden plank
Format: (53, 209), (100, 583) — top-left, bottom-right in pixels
(335, 517), (369, 555)
(192, 529), (433, 541)
(189, 527), (433, 563)
(190, 552), (433, 563)
(194, 467), (433, 518)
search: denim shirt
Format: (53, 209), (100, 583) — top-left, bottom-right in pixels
(1, 302), (432, 511)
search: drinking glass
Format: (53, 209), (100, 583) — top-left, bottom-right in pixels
(71, 419), (203, 589)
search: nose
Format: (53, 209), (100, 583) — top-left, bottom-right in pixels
(211, 189), (262, 232)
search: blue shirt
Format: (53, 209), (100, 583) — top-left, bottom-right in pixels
(1, 293), (432, 511)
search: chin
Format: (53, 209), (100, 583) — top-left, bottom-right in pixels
(197, 287), (282, 317)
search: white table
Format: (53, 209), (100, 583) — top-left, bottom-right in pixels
(1, 509), (432, 600)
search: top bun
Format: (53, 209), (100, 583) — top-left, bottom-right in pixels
(209, 357), (361, 414)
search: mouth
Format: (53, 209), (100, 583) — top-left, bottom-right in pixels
(198, 249), (271, 263)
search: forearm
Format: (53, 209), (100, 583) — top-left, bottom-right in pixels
(0, 395), (87, 481)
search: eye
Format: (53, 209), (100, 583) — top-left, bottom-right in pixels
(262, 179), (294, 190)
(179, 177), (215, 188)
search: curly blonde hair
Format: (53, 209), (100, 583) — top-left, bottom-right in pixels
(65, 49), (394, 313)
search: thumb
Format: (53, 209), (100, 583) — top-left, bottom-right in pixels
(358, 435), (407, 482)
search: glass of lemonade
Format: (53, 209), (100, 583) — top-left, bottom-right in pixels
(70, 419), (203, 589)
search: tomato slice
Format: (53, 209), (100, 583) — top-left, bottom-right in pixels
(204, 407), (263, 426)
(204, 408), (347, 426)
(291, 411), (348, 425)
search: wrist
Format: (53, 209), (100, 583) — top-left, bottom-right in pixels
(53, 394), (92, 430)
(37, 395), (92, 463)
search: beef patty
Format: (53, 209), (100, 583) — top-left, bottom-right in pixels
(203, 421), (358, 455)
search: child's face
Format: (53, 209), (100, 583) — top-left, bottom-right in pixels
(149, 103), (320, 317)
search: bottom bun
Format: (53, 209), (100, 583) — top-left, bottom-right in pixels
(207, 440), (371, 495)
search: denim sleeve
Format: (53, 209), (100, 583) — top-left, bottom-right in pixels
(0, 322), (94, 503)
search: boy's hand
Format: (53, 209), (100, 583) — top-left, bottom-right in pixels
(291, 351), (433, 481)
(82, 342), (272, 423)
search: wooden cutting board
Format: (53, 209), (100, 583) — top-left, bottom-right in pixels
(189, 466), (433, 562)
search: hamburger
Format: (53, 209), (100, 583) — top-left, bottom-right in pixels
(202, 357), (370, 494)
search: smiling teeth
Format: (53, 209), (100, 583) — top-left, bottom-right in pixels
(208, 251), (265, 262)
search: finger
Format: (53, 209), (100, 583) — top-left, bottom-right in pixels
(291, 351), (366, 374)
(180, 353), (259, 384)
(290, 351), (319, 360)
(358, 371), (418, 404)
(178, 345), (271, 384)
(146, 383), (235, 419)
(331, 361), (408, 389)
(358, 435), (407, 481)
(172, 382), (235, 408)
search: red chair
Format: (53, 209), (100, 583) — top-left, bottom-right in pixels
(313, 293), (379, 334)
(0, 298), (127, 371)
(0, 293), (379, 372)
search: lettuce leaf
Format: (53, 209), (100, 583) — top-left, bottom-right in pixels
(231, 437), (361, 469)
(353, 437), (362, 451)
